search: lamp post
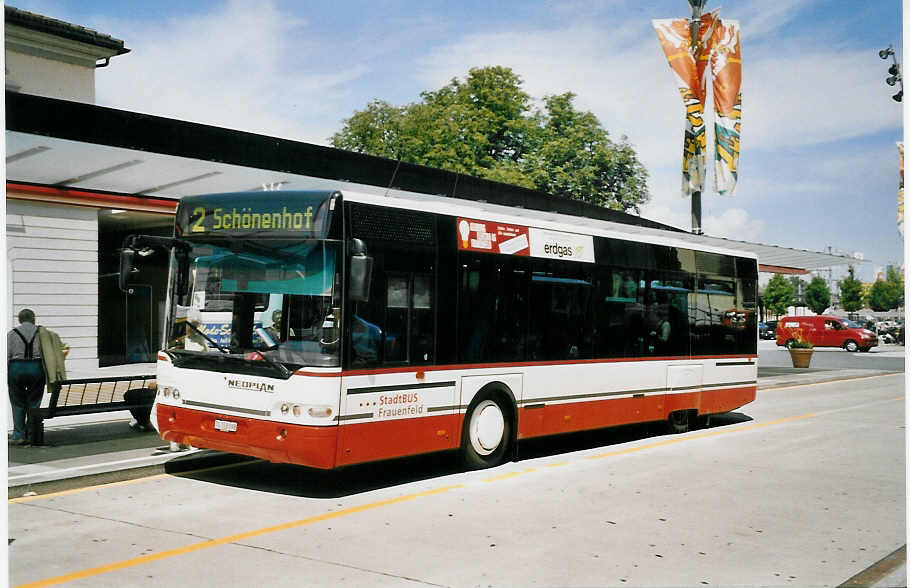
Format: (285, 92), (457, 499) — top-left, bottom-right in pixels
(688, 0), (707, 235)
(879, 44), (903, 102)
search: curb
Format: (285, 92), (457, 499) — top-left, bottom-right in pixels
(8, 450), (254, 498)
(759, 370), (902, 391)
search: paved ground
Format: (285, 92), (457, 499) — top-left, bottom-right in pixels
(8, 370), (906, 588)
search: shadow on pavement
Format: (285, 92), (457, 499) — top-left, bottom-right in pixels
(168, 412), (754, 499)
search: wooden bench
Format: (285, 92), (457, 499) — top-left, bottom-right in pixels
(27, 374), (156, 445)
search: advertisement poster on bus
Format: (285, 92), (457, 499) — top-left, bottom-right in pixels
(457, 217), (595, 263)
(457, 218), (530, 256)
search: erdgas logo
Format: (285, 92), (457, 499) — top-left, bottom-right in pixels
(227, 378), (275, 393)
(529, 228), (595, 264)
(543, 243), (585, 258)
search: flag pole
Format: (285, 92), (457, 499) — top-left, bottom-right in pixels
(688, 0), (705, 235)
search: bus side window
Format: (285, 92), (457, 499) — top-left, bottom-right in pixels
(527, 261), (591, 361)
(384, 274), (409, 363)
(592, 268), (645, 358)
(457, 256), (528, 363)
(410, 274), (434, 363)
(644, 273), (691, 356)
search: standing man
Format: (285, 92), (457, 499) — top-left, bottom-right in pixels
(8, 309), (45, 444)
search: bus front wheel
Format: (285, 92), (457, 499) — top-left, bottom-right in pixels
(461, 396), (512, 469)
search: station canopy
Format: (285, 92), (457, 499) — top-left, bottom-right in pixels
(6, 91), (860, 275)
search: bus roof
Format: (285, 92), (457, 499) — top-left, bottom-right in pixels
(340, 187), (759, 261)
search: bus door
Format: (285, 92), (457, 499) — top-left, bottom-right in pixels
(666, 363), (703, 417)
(339, 246), (458, 465)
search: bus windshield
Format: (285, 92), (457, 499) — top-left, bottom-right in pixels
(164, 239), (342, 368)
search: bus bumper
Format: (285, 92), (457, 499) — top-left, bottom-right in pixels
(157, 405), (339, 469)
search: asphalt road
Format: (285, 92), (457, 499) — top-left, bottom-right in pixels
(757, 339), (905, 371)
(8, 373), (906, 587)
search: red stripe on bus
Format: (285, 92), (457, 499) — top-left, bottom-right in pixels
(293, 370), (343, 377)
(518, 385), (757, 440)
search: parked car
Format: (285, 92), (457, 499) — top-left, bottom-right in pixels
(877, 320), (904, 345)
(775, 315), (878, 352)
(759, 320), (777, 340)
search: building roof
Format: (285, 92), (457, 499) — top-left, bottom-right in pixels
(5, 91), (862, 274)
(5, 6), (129, 56)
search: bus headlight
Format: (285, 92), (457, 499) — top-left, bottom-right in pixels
(277, 404), (332, 418)
(307, 406), (334, 418)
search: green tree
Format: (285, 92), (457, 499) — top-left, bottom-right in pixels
(839, 266), (864, 313)
(885, 266), (904, 309)
(763, 274), (795, 316)
(866, 268), (903, 311)
(804, 276), (831, 315)
(332, 66), (650, 212)
(867, 279), (892, 311)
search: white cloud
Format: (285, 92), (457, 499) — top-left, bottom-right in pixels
(641, 199), (766, 242)
(93, 1), (365, 144)
(733, 0), (815, 40)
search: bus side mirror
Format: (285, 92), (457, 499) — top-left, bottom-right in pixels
(175, 247), (190, 298)
(119, 249), (137, 293)
(349, 239), (373, 302)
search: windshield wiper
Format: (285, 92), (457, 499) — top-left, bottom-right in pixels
(252, 327), (291, 378)
(256, 352), (291, 379)
(184, 320), (231, 354)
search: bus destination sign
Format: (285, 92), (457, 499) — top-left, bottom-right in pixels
(176, 191), (334, 237)
(457, 217), (595, 263)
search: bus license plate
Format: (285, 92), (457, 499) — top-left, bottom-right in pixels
(214, 419), (237, 433)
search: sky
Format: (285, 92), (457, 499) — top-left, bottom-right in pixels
(12, 0), (905, 281)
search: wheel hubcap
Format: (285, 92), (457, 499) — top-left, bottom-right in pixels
(470, 400), (505, 456)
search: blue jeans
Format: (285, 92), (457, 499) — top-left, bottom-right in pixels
(8, 360), (45, 441)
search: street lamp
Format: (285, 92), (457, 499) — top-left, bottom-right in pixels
(879, 44), (903, 102)
(687, 0), (707, 235)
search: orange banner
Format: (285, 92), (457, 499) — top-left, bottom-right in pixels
(899, 142), (904, 237)
(653, 11), (719, 197)
(710, 19), (742, 196)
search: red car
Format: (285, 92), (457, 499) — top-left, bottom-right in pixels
(776, 315), (878, 352)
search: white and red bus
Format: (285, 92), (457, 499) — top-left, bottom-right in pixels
(122, 188), (757, 469)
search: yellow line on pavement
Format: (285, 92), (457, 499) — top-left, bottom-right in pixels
(14, 484), (464, 588)
(483, 468), (536, 482)
(9, 460), (252, 504)
(10, 473), (170, 504)
(585, 413), (815, 461)
(12, 410), (824, 586)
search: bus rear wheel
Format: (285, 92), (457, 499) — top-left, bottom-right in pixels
(461, 396), (512, 469)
